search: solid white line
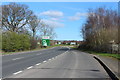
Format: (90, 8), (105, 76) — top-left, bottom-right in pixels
(13, 71), (22, 75)
(36, 63), (41, 65)
(27, 66), (33, 69)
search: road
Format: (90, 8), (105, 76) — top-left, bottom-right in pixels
(2, 47), (67, 78)
(2, 47), (110, 79)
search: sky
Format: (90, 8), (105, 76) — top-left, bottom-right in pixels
(2, 2), (118, 41)
(1, 0), (119, 2)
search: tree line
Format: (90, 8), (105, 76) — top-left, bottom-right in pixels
(1, 3), (56, 52)
(80, 7), (119, 53)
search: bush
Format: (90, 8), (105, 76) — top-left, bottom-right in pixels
(30, 38), (37, 49)
(2, 32), (31, 52)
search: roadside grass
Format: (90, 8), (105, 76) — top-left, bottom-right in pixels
(1, 44), (71, 55)
(75, 47), (120, 60)
(87, 51), (120, 60)
(1, 51), (16, 55)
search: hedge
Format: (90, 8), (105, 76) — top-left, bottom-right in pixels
(2, 32), (31, 52)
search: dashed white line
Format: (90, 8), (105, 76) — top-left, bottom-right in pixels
(43, 61), (47, 63)
(55, 56), (57, 58)
(48, 59), (51, 61)
(36, 63), (41, 65)
(27, 66), (33, 69)
(12, 57), (24, 61)
(13, 71), (22, 75)
(11, 47), (70, 76)
(52, 57), (55, 59)
(0, 78), (3, 80)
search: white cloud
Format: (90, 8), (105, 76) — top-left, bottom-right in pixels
(76, 12), (88, 16)
(39, 10), (64, 27)
(68, 16), (80, 21)
(41, 19), (64, 27)
(40, 10), (64, 18)
(50, 18), (59, 21)
(68, 12), (88, 21)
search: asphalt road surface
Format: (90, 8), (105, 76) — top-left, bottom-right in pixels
(2, 47), (110, 79)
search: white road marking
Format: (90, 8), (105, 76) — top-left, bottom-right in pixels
(11, 47), (70, 75)
(27, 66), (33, 69)
(12, 57), (24, 60)
(0, 78), (3, 80)
(52, 57), (55, 59)
(64, 51), (67, 53)
(43, 61), (47, 63)
(36, 63), (41, 65)
(49, 59), (51, 61)
(13, 71), (22, 75)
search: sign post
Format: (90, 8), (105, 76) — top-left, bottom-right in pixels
(42, 36), (50, 47)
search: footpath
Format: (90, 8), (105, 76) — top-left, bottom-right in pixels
(95, 55), (120, 79)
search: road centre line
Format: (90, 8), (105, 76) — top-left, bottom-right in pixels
(12, 47), (70, 75)
(43, 61), (47, 63)
(12, 57), (24, 61)
(27, 66), (33, 69)
(36, 63), (41, 65)
(52, 57), (55, 59)
(5, 47), (70, 77)
(49, 59), (51, 61)
(13, 71), (22, 75)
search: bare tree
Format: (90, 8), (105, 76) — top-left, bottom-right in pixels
(2, 3), (34, 32)
(28, 15), (40, 38)
(39, 22), (56, 39)
(81, 7), (118, 52)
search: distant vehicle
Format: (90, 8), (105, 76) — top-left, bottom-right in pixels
(70, 42), (76, 45)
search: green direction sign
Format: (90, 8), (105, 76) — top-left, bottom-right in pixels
(42, 36), (50, 46)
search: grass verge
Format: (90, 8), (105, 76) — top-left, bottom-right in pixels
(76, 48), (120, 60)
(1, 44), (71, 55)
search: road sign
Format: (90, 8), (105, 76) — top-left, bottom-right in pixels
(42, 36), (50, 39)
(42, 36), (50, 46)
